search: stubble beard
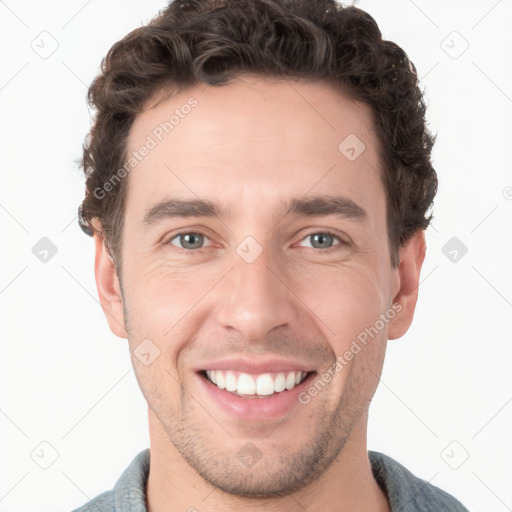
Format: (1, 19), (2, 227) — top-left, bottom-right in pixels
(123, 296), (380, 498)
(147, 372), (369, 498)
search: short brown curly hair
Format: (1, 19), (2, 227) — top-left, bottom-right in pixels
(79, 0), (437, 269)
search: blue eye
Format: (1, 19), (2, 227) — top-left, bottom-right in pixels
(169, 232), (210, 250)
(166, 230), (346, 254)
(299, 231), (344, 251)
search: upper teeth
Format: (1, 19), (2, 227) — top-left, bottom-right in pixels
(205, 370), (307, 396)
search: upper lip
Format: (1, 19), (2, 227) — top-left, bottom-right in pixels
(195, 358), (315, 374)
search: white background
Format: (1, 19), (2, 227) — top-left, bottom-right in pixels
(0, 1), (511, 511)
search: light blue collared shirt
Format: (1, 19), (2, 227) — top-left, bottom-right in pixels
(71, 448), (470, 511)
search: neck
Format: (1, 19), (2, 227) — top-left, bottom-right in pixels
(146, 409), (389, 512)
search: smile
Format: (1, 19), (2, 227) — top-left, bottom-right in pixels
(203, 370), (310, 397)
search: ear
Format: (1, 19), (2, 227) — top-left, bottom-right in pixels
(93, 231), (127, 339)
(387, 229), (426, 340)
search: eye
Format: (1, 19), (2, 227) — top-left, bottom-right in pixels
(298, 230), (346, 251)
(168, 232), (212, 251)
(166, 230), (346, 253)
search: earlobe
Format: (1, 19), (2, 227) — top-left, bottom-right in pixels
(93, 232), (127, 339)
(387, 230), (426, 340)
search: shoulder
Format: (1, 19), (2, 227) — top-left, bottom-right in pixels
(68, 449), (150, 512)
(369, 451), (470, 511)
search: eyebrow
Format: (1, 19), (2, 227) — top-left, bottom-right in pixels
(142, 195), (368, 228)
(284, 195), (368, 222)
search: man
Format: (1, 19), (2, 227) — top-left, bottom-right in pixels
(74, 0), (469, 510)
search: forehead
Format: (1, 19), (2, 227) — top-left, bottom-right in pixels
(124, 76), (385, 226)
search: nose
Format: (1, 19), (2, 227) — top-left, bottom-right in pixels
(214, 247), (299, 342)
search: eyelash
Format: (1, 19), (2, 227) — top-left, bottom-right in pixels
(166, 229), (347, 255)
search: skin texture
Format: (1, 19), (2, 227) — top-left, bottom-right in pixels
(94, 76), (426, 511)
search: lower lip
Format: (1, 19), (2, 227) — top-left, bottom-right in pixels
(198, 373), (314, 422)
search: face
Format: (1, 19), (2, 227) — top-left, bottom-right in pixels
(96, 76), (422, 497)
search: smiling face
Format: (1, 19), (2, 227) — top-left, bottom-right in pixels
(95, 75), (424, 498)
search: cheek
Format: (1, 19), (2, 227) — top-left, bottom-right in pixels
(287, 261), (390, 352)
(121, 260), (223, 356)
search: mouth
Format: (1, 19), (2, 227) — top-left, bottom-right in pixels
(196, 364), (316, 422)
(195, 359), (318, 422)
(200, 369), (312, 398)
